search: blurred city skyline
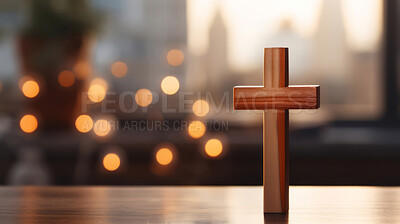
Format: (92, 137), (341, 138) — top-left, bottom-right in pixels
(188, 0), (382, 70)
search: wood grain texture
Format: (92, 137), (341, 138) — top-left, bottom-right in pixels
(263, 110), (288, 213)
(261, 48), (289, 214)
(0, 186), (398, 224)
(264, 48), (288, 88)
(234, 85), (320, 110)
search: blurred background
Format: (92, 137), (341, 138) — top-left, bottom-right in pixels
(0, 0), (398, 186)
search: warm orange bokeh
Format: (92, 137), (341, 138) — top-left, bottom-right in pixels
(58, 70), (75, 87)
(103, 153), (121, 171)
(192, 100), (210, 117)
(21, 80), (40, 98)
(188, 121), (206, 139)
(166, 49), (184, 66)
(156, 148), (173, 165)
(87, 78), (108, 103)
(94, 119), (111, 137)
(111, 61), (128, 78)
(75, 115), (93, 133)
(205, 139), (223, 157)
(135, 89), (153, 107)
(88, 84), (106, 103)
(161, 76), (180, 95)
(20, 114), (38, 133)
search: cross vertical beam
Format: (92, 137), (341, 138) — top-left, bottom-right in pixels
(263, 48), (288, 213)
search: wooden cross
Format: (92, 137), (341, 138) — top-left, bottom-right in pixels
(233, 48), (320, 213)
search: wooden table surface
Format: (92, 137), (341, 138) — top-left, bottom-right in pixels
(0, 186), (399, 224)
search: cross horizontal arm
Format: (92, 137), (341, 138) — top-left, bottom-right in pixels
(233, 85), (320, 110)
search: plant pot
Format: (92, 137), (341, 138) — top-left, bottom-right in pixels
(17, 33), (93, 131)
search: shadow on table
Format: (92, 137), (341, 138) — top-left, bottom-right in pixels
(264, 214), (288, 224)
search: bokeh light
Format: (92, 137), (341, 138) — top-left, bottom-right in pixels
(88, 85), (106, 103)
(73, 61), (92, 79)
(192, 100), (209, 117)
(103, 153), (121, 171)
(88, 78), (108, 103)
(20, 114), (38, 133)
(58, 70), (75, 87)
(166, 49), (184, 66)
(91, 78), (109, 89)
(161, 76), (180, 95)
(205, 139), (223, 157)
(135, 89), (153, 107)
(156, 148), (173, 165)
(93, 119), (111, 137)
(188, 121), (206, 139)
(111, 61), (128, 78)
(75, 115), (93, 133)
(21, 80), (40, 98)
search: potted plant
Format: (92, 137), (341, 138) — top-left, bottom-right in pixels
(18, 0), (99, 130)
